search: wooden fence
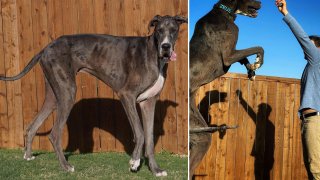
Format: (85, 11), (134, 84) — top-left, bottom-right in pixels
(0, 0), (188, 155)
(194, 73), (308, 180)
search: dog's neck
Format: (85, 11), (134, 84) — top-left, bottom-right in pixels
(213, 3), (237, 21)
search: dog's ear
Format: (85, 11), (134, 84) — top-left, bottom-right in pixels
(148, 15), (162, 28)
(148, 15), (162, 34)
(174, 15), (188, 25)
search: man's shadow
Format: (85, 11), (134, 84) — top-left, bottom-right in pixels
(236, 90), (275, 180)
(64, 98), (178, 155)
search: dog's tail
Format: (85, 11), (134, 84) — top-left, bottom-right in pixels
(0, 51), (43, 81)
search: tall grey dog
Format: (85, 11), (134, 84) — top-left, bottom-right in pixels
(0, 15), (187, 176)
(189, 0), (263, 178)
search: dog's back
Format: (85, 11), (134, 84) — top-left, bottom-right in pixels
(190, 7), (238, 92)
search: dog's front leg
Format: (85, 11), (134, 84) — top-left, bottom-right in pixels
(139, 96), (167, 177)
(118, 93), (144, 172)
(223, 46), (264, 71)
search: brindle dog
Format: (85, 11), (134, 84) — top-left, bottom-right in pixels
(189, 0), (263, 178)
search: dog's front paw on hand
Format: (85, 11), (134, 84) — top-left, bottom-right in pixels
(129, 159), (141, 172)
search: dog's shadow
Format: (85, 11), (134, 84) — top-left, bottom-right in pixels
(64, 98), (178, 155)
(198, 90), (229, 139)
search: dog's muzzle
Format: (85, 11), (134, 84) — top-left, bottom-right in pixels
(160, 43), (176, 61)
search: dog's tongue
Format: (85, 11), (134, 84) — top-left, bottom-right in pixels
(170, 51), (177, 61)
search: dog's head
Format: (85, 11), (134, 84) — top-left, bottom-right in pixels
(235, 0), (261, 18)
(149, 15), (188, 61)
(218, 0), (261, 18)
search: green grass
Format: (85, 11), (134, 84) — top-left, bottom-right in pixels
(0, 149), (187, 180)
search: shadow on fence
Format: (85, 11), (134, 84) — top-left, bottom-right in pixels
(196, 89), (275, 179)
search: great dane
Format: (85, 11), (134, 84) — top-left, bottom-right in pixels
(189, 0), (263, 178)
(0, 15), (187, 176)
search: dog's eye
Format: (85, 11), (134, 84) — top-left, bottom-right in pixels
(158, 28), (164, 34)
(170, 28), (177, 33)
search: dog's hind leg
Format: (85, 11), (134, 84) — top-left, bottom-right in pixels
(24, 77), (56, 160)
(41, 59), (77, 172)
(118, 93), (144, 172)
(139, 96), (167, 177)
(189, 132), (211, 179)
(189, 110), (211, 180)
(48, 81), (76, 172)
(189, 92), (211, 179)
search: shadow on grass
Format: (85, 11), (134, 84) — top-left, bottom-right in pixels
(61, 98), (178, 156)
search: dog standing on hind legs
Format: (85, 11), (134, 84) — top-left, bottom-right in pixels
(189, 0), (264, 178)
(0, 15), (187, 176)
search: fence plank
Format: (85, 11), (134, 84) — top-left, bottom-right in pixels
(214, 78), (229, 180)
(244, 81), (257, 180)
(264, 81), (277, 180)
(77, 0), (100, 153)
(95, 0), (117, 152)
(273, 83), (286, 180)
(175, 0), (188, 154)
(282, 83), (291, 180)
(158, 0), (178, 154)
(47, 0), (67, 150)
(255, 80), (268, 179)
(60, 0), (81, 153)
(0, 0), (8, 148)
(234, 79), (249, 179)
(205, 79), (219, 179)
(225, 78), (240, 180)
(16, 0), (38, 150)
(31, 0), (52, 151)
(2, 0), (24, 148)
(286, 84), (295, 180)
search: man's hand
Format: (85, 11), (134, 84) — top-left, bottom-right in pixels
(276, 0), (289, 16)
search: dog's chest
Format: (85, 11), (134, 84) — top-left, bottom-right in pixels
(137, 73), (165, 102)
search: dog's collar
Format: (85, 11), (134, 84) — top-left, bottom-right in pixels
(219, 4), (232, 14)
(214, 3), (236, 21)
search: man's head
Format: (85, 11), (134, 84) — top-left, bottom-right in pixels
(309, 35), (320, 48)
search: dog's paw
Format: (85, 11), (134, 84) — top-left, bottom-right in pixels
(64, 164), (75, 172)
(254, 63), (261, 69)
(23, 152), (35, 161)
(249, 76), (256, 81)
(67, 166), (75, 172)
(129, 159), (141, 172)
(248, 70), (256, 81)
(155, 169), (168, 177)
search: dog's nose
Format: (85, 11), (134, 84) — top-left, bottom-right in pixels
(161, 43), (171, 50)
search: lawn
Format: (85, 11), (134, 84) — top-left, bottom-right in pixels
(0, 149), (187, 180)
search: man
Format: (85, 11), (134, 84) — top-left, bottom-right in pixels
(276, 0), (320, 179)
